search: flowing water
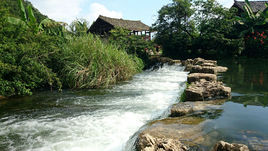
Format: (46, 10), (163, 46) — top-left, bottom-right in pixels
(0, 64), (188, 151)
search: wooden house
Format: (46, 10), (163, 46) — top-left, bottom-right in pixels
(88, 15), (151, 40)
(232, 0), (268, 15)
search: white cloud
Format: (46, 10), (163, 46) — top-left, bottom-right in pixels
(87, 3), (123, 24)
(217, 0), (234, 8)
(29, 0), (85, 24)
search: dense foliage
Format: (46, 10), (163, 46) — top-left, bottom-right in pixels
(153, 0), (267, 59)
(109, 28), (157, 68)
(0, 7), (62, 96)
(0, 0), (144, 97)
(235, 0), (268, 57)
(1, 0), (47, 23)
(60, 34), (143, 89)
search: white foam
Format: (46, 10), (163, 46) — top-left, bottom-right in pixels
(0, 64), (188, 151)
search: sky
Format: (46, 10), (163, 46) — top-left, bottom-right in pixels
(28, 0), (235, 26)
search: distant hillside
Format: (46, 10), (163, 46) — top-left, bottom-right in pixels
(1, 0), (48, 23)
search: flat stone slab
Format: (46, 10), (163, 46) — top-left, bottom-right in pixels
(193, 58), (217, 66)
(182, 58), (217, 67)
(187, 73), (217, 83)
(136, 116), (210, 151)
(170, 100), (225, 117)
(216, 66), (228, 73)
(183, 58), (228, 74)
(189, 65), (217, 74)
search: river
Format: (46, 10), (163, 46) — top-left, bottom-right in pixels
(2, 59), (268, 151)
(0, 64), (188, 151)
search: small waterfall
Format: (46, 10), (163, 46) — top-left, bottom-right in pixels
(0, 64), (187, 151)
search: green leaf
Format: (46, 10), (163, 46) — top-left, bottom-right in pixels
(262, 6), (268, 17)
(27, 5), (37, 26)
(7, 17), (28, 28)
(17, 0), (27, 22)
(243, 4), (255, 19)
(234, 16), (242, 21)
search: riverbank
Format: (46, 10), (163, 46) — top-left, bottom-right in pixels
(136, 58), (251, 151)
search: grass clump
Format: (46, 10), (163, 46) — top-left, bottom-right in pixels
(61, 34), (144, 89)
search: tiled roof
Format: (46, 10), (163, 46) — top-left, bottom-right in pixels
(98, 15), (150, 31)
(233, 1), (268, 13)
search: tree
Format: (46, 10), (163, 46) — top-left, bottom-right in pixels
(153, 0), (244, 59)
(153, 0), (196, 59)
(193, 0), (243, 58)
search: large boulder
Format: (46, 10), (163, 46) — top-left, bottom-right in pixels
(187, 73), (217, 83)
(170, 100), (224, 117)
(137, 133), (188, 151)
(213, 141), (250, 151)
(185, 79), (231, 101)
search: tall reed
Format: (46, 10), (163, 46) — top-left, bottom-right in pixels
(61, 34), (144, 89)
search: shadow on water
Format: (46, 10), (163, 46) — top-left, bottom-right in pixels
(219, 58), (268, 107)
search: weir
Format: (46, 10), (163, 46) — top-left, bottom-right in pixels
(0, 64), (187, 151)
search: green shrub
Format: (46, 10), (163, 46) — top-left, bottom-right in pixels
(60, 34), (144, 89)
(0, 27), (62, 96)
(109, 28), (155, 68)
(0, 7), (63, 97)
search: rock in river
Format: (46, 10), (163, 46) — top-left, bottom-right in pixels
(185, 79), (231, 101)
(170, 100), (225, 117)
(189, 65), (217, 74)
(213, 141), (249, 151)
(137, 133), (188, 151)
(136, 116), (209, 151)
(182, 58), (217, 67)
(187, 73), (217, 83)
(183, 58), (228, 74)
